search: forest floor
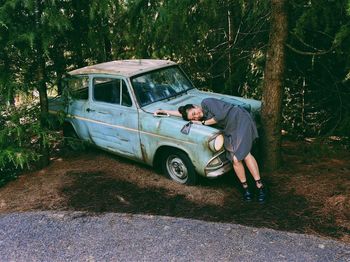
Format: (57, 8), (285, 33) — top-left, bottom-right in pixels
(0, 138), (349, 244)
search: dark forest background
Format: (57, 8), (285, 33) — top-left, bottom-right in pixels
(0, 0), (349, 179)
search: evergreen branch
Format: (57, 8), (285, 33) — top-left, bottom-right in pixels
(209, 41), (229, 53)
(286, 43), (336, 56)
(0, 22), (8, 29)
(290, 32), (326, 52)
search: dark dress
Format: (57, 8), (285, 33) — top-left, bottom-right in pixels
(201, 98), (258, 161)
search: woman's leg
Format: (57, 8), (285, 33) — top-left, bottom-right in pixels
(244, 153), (263, 188)
(244, 153), (266, 202)
(233, 156), (252, 201)
(232, 156), (247, 184)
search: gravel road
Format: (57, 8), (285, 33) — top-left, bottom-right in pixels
(0, 211), (349, 262)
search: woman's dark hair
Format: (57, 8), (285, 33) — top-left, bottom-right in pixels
(178, 104), (195, 121)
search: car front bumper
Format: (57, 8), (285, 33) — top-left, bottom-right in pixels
(206, 161), (232, 178)
(204, 151), (232, 178)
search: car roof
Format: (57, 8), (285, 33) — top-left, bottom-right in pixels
(68, 59), (177, 77)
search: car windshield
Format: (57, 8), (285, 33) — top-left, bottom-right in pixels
(131, 66), (194, 106)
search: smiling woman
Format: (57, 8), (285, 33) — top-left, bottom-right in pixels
(178, 104), (203, 121)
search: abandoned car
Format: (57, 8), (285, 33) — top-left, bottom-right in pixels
(49, 59), (261, 185)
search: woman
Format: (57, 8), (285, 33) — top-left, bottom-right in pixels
(155, 97), (266, 202)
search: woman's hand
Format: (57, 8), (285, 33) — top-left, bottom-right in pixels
(154, 109), (164, 116)
(154, 109), (181, 117)
(154, 109), (169, 116)
(191, 120), (202, 125)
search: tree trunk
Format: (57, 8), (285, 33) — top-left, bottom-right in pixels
(104, 36), (112, 61)
(37, 58), (50, 168)
(35, 0), (50, 167)
(261, 0), (288, 171)
(53, 41), (66, 96)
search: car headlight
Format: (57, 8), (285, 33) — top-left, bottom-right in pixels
(208, 134), (224, 152)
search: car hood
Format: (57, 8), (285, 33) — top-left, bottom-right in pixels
(143, 89), (261, 114)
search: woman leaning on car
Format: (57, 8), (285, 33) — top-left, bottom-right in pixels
(155, 97), (266, 203)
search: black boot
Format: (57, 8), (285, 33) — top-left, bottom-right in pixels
(257, 187), (266, 202)
(241, 182), (252, 202)
(243, 188), (253, 202)
(255, 179), (266, 203)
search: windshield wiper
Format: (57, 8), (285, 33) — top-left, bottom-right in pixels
(160, 88), (193, 102)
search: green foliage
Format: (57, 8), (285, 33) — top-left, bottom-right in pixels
(283, 0), (350, 137)
(0, 102), (60, 186)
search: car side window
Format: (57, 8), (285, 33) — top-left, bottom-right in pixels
(93, 78), (132, 107)
(121, 80), (132, 107)
(65, 76), (89, 100)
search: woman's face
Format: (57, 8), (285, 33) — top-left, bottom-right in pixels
(187, 106), (203, 121)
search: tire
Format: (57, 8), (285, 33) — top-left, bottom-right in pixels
(161, 149), (198, 185)
(63, 123), (82, 150)
(63, 123), (78, 138)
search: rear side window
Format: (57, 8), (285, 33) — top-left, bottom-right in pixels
(93, 78), (132, 107)
(65, 76), (89, 100)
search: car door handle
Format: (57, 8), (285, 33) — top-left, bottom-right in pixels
(86, 108), (95, 113)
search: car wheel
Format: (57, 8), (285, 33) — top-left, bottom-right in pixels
(63, 123), (82, 150)
(162, 149), (198, 185)
(63, 123), (78, 138)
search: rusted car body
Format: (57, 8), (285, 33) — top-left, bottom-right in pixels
(49, 60), (261, 185)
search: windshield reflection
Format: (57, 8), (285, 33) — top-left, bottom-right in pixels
(131, 66), (194, 106)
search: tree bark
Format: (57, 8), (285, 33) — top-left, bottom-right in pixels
(35, 0), (50, 167)
(53, 40), (66, 96)
(261, 0), (288, 171)
(37, 67), (50, 168)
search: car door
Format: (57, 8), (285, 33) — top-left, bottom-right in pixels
(64, 75), (91, 141)
(85, 75), (142, 159)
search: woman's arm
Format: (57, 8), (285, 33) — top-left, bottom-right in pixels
(192, 117), (217, 125)
(154, 109), (181, 117)
(203, 118), (217, 125)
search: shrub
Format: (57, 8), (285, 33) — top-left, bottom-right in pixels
(0, 102), (60, 187)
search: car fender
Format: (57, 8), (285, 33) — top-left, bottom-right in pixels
(139, 113), (220, 175)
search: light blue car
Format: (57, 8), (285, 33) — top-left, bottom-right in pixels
(49, 59), (261, 185)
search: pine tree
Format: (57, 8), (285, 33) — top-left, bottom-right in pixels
(0, 0), (71, 167)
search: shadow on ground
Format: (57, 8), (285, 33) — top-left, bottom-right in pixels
(62, 169), (349, 241)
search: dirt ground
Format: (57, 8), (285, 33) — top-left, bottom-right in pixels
(0, 139), (349, 243)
